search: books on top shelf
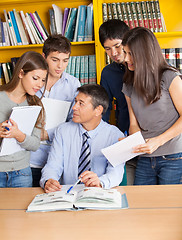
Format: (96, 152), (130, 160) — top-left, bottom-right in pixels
(27, 185), (129, 212)
(48, 4), (94, 42)
(102, 1), (166, 32)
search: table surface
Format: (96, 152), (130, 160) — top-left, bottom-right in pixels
(0, 185), (182, 240)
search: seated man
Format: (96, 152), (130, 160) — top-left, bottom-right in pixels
(40, 84), (125, 192)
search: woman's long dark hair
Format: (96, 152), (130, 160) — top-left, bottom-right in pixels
(122, 27), (176, 104)
(0, 51), (49, 128)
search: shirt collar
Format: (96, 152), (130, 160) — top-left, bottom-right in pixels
(79, 120), (104, 139)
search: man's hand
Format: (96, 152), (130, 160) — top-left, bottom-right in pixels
(80, 171), (102, 188)
(44, 179), (62, 193)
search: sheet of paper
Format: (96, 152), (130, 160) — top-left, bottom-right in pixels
(42, 98), (71, 130)
(0, 106), (41, 156)
(101, 131), (145, 167)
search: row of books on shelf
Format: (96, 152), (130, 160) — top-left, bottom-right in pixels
(0, 9), (49, 46)
(49, 4), (93, 42)
(0, 55), (97, 86)
(102, 0), (166, 32)
(65, 55), (96, 85)
(162, 48), (182, 73)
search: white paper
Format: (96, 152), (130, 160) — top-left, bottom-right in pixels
(0, 106), (41, 156)
(42, 98), (71, 130)
(101, 131), (145, 167)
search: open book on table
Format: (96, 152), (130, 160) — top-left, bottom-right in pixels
(27, 185), (128, 212)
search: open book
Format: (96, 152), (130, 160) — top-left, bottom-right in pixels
(27, 185), (128, 212)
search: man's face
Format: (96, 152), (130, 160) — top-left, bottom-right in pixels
(45, 51), (69, 79)
(72, 92), (98, 125)
(103, 38), (124, 64)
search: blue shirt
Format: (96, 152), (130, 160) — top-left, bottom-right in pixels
(40, 120), (125, 189)
(100, 62), (129, 133)
(30, 72), (80, 168)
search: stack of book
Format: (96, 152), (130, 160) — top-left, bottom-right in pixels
(66, 55), (96, 85)
(102, 0), (166, 32)
(49, 3), (94, 42)
(0, 9), (49, 46)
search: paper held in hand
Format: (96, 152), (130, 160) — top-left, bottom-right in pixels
(101, 131), (145, 167)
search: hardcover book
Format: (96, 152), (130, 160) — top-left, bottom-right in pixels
(27, 186), (128, 212)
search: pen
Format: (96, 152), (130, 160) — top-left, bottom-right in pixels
(67, 178), (82, 194)
(124, 131), (128, 137)
(5, 126), (10, 131)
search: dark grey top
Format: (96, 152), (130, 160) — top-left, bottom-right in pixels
(0, 91), (41, 171)
(122, 70), (182, 157)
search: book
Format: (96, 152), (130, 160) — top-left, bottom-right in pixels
(29, 12), (44, 43)
(107, 3), (112, 20)
(26, 13), (41, 44)
(2, 63), (10, 84)
(150, 0), (158, 32)
(9, 10), (22, 45)
(0, 105), (42, 156)
(64, 8), (77, 42)
(0, 19), (5, 46)
(165, 48), (176, 67)
(26, 185), (128, 212)
(135, 2), (144, 27)
(0, 63), (5, 85)
(140, 1), (149, 29)
(176, 48), (182, 74)
(62, 8), (70, 36)
(52, 4), (62, 34)
(65, 56), (72, 74)
(13, 9), (29, 45)
(111, 3), (118, 19)
(145, 1), (153, 31)
(116, 3), (123, 21)
(6, 62), (12, 81)
(7, 11), (17, 45)
(130, 2), (139, 28)
(48, 9), (56, 35)
(75, 56), (81, 80)
(73, 7), (80, 42)
(34, 11), (49, 38)
(88, 55), (97, 84)
(77, 5), (86, 42)
(84, 4), (93, 41)
(32, 12), (47, 41)
(121, 3), (129, 26)
(154, 0), (163, 32)
(3, 10), (14, 46)
(102, 3), (108, 22)
(3, 22), (11, 46)
(19, 10), (34, 44)
(80, 55), (85, 85)
(11, 57), (19, 70)
(70, 56), (76, 77)
(84, 55), (89, 84)
(126, 2), (134, 29)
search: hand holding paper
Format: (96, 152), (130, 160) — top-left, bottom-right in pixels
(101, 131), (145, 167)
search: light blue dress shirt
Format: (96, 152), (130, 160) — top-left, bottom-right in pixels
(30, 72), (80, 168)
(40, 120), (125, 189)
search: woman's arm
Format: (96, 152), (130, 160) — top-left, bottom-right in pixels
(133, 75), (182, 154)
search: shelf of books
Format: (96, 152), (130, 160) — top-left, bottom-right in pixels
(0, 0), (96, 85)
(94, 0), (182, 82)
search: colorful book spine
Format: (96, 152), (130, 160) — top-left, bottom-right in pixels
(107, 3), (112, 20)
(88, 55), (96, 84)
(62, 8), (70, 36)
(102, 3), (108, 22)
(0, 63), (5, 85)
(84, 55), (89, 84)
(49, 9), (56, 35)
(121, 3), (129, 26)
(150, 0), (158, 32)
(116, 3), (123, 21)
(126, 2), (134, 29)
(135, 2), (144, 27)
(176, 48), (182, 74)
(165, 48), (176, 67)
(80, 55), (85, 85)
(111, 3), (118, 19)
(154, 0), (163, 32)
(75, 56), (81, 80)
(130, 2), (139, 28)
(7, 11), (17, 45)
(65, 56), (72, 74)
(1, 20), (5, 46)
(70, 56), (76, 77)
(34, 11), (49, 38)
(33, 12), (47, 41)
(146, 1), (153, 31)
(3, 22), (10, 46)
(29, 12), (44, 43)
(9, 10), (22, 45)
(25, 12), (41, 44)
(77, 5), (86, 42)
(140, 1), (149, 29)
(84, 5), (93, 41)
(64, 8), (78, 42)
(2, 63), (10, 84)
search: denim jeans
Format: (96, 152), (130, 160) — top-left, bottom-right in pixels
(134, 152), (182, 185)
(0, 166), (32, 188)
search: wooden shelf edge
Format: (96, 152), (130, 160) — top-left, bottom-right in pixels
(154, 31), (182, 38)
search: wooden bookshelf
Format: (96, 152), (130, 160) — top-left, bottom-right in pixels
(0, 0), (96, 62)
(94, 0), (182, 83)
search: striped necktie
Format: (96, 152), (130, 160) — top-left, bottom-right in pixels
(78, 132), (91, 177)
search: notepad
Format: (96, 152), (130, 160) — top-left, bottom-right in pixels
(27, 185), (128, 212)
(0, 105), (41, 156)
(101, 131), (145, 167)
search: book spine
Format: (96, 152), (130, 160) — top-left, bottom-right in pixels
(77, 5), (86, 42)
(19, 10), (35, 44)
(75, 56), (81, 80)
(3, 10), (14, 46)
(126, 2), (134, 29)
(62, 8), (70, 36)
(0, 63), (5, 85)
(116, 3), (123, 21)
(7, 12), (17, 45)
(84, 55), (89, 84)
(3, 22), (10, 46)
(121, 3), (129, 26)
(111, 3), (118, 19)
(29, 12), (44, 43)
(33, 12), (47, 41)
(135, 2), (144, 27)
(88, 55), (96, 84)
(165, 48), (176, 67)
(1, 20), (5, 46)
(6, 62), (12, 81)
(130, 2), (139, 28)
(107, 3), (112, 20)
(49, 9), (56, 35)
(140, 1), (148, 29)
(70, 56), (76, 77)
(65, 56), (72, 74)
(154, 0), (163, 32)
(64, 8), (78, 42)
(2, 63), (10, 84)
(84, 6), (93, 41)
(25, 13), (40, 44)
(80, 55), (85, 85)
(52, 4), (62, 34)
(146, 1), (153, 32)
(9, 11), (22, 45)
(150, 0), (158, 32)
(176, 48), (182, 74)
(102, 3), (108, 22)
(34, 11), (49, 37)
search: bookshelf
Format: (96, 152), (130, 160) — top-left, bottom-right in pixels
(94, 0), (182, 83)
(0, 0), (95, 62)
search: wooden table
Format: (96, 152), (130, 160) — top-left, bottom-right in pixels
(0, 185), (182, 240)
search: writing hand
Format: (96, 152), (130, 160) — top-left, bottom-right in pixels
(44, 178), (62, 193)
(80, 171), (102, 188)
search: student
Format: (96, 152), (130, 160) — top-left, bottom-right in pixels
(30, 34), (81, 187)
(99, 19), (135, 185)
(0, 51), (48, 188)
(40, 84), (125, 192)
(122, 27), (182, 185)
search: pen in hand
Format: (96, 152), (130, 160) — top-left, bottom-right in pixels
(67, 178), (82, 194)
(5, 127), (10, 131)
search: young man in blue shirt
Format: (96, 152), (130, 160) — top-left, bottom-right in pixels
(99, 19), (136, 185)
(40, 84), (125, 192)
(30, 35), (80, 187)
